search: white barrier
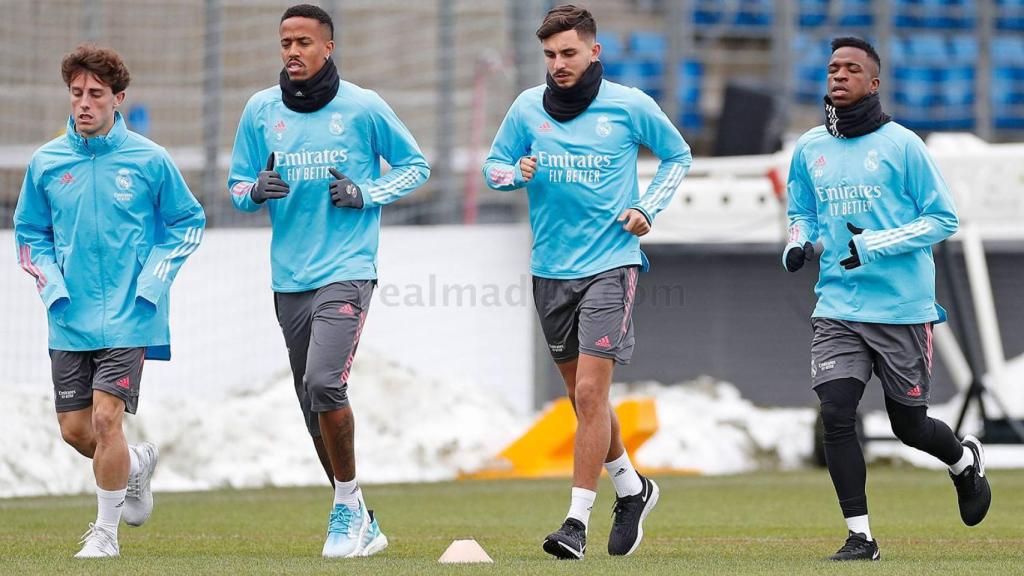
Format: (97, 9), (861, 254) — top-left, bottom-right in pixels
(1, 225), (536, 414)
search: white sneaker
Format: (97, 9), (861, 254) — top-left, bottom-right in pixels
(74, 523), (120, 558)
(124, 442), (158, 527)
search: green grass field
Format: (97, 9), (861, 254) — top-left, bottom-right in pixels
(1, 467), (1022, 575)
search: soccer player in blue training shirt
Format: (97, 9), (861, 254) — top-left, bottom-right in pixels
(483, 4), (691, 560)
(14, 45), (205, 558)
(783, 37), (991, 561)
(228, 4), (429, 559)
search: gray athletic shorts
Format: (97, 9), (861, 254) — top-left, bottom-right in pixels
(274, 281), (374, 437)
(810, 318), (935, 406)
(533, 266), (639, 365)
(50, 348), (146, 414)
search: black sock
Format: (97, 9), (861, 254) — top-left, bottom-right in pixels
(816, 378), (868, 518)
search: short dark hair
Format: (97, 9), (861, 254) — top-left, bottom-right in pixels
(536, 4), (596, 42)
(61, 44), (131, 93)
(831, 36), (881, 73)
(281, 4), (334, 40)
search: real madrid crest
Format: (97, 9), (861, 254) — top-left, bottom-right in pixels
(329, 112), (345, 136)
(115, 168), (133, 191)
(864, 149), (879, 172)
(595, 115), (612, 138)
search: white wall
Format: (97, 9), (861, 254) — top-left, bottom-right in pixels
(0, 225), (535, 414)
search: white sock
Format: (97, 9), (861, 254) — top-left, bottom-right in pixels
(845, 514), (872, 541)
(128, 447), (140, 477)
(334, 478), (362, 512)
(96, 485), (126, 537)
(604, 452), (643, 497)
(566, 487), (596, 530)
(949, 446), (974, 476)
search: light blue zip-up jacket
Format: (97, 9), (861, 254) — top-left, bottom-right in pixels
(228, 81), (430, 292)
(14, 113), (206, 357)
(482, 80), (691, 279)
(784, 122), (959, 324)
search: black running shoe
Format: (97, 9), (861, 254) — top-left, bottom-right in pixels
(829, 531), (880, 561)
(608, 475), (660, 556)
(951, 434), (991, 526)
(543, 518), (586, 560)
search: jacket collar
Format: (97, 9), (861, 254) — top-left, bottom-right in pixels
(65, 111), (128, 156)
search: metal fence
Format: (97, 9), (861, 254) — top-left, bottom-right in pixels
(1, 0), (1020, 228)
(0, 0), (527, 227)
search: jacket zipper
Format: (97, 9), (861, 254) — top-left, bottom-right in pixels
(88, 141), (108, 345)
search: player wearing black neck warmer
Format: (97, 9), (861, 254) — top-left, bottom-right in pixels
(227, 3), (429, 559)
(783, 36), (989, 562)
(484, 3), (691, 561)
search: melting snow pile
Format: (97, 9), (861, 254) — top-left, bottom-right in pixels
(628, 377), (816, 474)
(0, 365), (818, 498)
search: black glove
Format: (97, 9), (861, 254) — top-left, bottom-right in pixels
(328, 167), (364, 209)
(839, 222), (865, 270)
(785, 241), (816, 273)
(251, 153), (289, 204)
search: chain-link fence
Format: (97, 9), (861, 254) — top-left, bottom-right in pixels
(0, 0), (529, 227)
(2, 1), (1022, 228)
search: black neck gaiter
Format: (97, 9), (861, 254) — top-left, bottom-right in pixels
(543, 60), (604, 122)
(823, 92), (891, 139)
(279, 57), (340, 113)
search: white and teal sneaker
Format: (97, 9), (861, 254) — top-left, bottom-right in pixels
(322, 502), (365, 558)
(358, 509), (388, 557)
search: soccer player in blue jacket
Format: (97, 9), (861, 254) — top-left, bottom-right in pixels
(14, 45), (205, 558)
(228, 4), (429, 558)
(483, 4), (691, 560)
(783, 37), (991, 561)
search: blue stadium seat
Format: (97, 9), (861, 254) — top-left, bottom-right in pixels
(894, 0), (976, 30)
(735, 0), (773, 28)
(679, 110), (703, 131)
(949, 34), (978, 63)
(613, 60), (665, 101)
(941, 65), (975, 92)
(991, 68), (1017, 106)
(893, 71), (938, 108)
(992, 37), (1024, 128)
(997, 0), (1024, 31)
(992, 61), (1024, 129)
(677, 60), (704, 105)
(793, 34), (831, 103)
(629, 31), (667, 62)
(889, 36), (909, 65)
(693, 0), (725, 25)
(597, 34), (625, 62)
(602, 60), (626, 80)
(992, 35), (1024, 64)
(796, 64), (827, 103)
(905, 33), (949, 63)
(894, 0), (923, 29)
(940, 65), (976, 129)
(838, 0), (874, 27)
(799, 0), (873, 28)
(678, 59), (703, 130)
(799, 0), (828, 28)
(891, 33), (969, 129)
